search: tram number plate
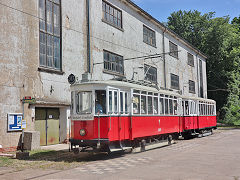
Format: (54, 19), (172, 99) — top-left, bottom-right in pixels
(158, 128), (162, 132)
(71, 115), (94, 121)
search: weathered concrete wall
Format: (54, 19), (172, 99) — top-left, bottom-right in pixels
(0, 0), (87, 148)
(0, 0), (39, 148)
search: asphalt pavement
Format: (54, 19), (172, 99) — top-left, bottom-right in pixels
(1, 129), (240, 180)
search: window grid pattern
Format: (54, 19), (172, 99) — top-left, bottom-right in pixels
(104, 50), (124, 75)
(39, 0), (61, 70)
(169, 41), (178, 59)
(189, 80), (195, 94)
(188, 53), (194, 66)
(144, 64), (157, 83)
(143, 26), (156, 47)
(171, 74), (179, 90)
(102, 1), (122, 29)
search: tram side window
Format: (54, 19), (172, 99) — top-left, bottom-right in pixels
(133, 94), (140, 114)
(185, 101), (189, 115)
(114, 91), (118, 113)
(109, 91), (113, 113)
(125, 93), (128, 114)
(165, 96), (169, 115)
(169, 99), (173, 115)
(141, 95), (147, 114)
(154, 97), (158, 114)
(95, 90), (106, 114)
(76, 91), (92, 114)
(160, 96), (164, 115)
(173, 99), (177, 115)
(148, 96), (153, 114)
(120, 92), (124, 114)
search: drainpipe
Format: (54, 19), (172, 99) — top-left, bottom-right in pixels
(162, 27), (167, 89)
(86, 0), (91, 73)
(196, 51), (200, 97)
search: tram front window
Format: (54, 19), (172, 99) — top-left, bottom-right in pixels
(95, 90), (106, 114)
(76, 91), (92, 114)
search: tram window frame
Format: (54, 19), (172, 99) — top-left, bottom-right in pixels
(160, 96), (165, 115)
(153, 96), (158, 114)
(173, 99), (177, 115)
(133, 94), (140, 114)
(165, 95), (169, 115)
(109, 91), (113, 114)
(141, 95), (147, 114)
(95, 90), (106, 115)
(120, 92), (124, 114)
(76, 91), (92, 115)
(114, 91), (118, 114)
(125, 92), (129, 114)
(148, 96), (153, 115)
(169, 98), (173, 115)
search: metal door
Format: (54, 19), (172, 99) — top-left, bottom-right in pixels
(35, 108), (60, 146)
(47, 108), (60, 145)
(35, 108), (47, 146)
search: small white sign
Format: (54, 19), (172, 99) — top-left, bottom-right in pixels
(21, 119), (27, 129)
(8, 116), (14, 125)
(49, 115), (53, 119)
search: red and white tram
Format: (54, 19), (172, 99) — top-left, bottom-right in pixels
(70, 80), (217, 153)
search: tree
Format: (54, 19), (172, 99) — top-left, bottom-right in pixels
(167, 11), (240, 123)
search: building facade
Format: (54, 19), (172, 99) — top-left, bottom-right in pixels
(0, 0), (207, 149)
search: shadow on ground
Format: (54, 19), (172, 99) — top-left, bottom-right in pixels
(26, 150), (126, 163)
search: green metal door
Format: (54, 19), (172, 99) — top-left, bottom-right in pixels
(35, 108), (60, 146)
(35, 108), (47, 146)
(47, 108), (60, 145)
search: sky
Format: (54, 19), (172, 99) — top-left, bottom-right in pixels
(132, 0), (240, 23)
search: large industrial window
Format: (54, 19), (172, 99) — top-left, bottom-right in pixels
(188, 53), (194, 66)
(189, 80), (196, 94)
(144, 64), (157, 83)
(171, 74), (179, 90)
(169, 41), (178, 59)
(143, 25), (156, 47)
(104, 50), (124, 75)
(102, 0), (122, 29)
(39, 0), (61, 70)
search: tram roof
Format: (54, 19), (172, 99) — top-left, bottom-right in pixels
(181, 95), (216, 103)
(71, 80), (216, 103)
(71, 80), (179, 96)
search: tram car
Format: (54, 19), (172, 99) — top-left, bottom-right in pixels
(70, 80), (216, 153)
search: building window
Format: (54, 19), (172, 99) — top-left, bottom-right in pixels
(188, 53), (194, 66)
(104, 50), (124, 75)
(143, 25), (156, 47)
(189, 80), (195, 94)
(144, 64), (157, 83)
(169, 41), (178, 59)
(39, 0), (61, 70)
(102, 1), (122, 29)
(171, 74), (179, 90)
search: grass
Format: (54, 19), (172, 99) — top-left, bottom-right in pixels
(0, 149), (88, 170)
(0, 157), (14, 167)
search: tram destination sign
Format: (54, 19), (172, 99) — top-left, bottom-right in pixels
(71, 114), (94, 121)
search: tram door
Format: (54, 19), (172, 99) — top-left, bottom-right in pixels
(35, 108), (60, 146)
(108, 89), (130, 141)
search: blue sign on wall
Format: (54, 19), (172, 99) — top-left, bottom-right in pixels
(8, 113), (23, 131)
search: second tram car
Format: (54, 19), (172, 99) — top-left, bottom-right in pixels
(70, 80), (217, 153)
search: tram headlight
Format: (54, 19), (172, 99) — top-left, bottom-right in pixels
(79, 129), (86, 136)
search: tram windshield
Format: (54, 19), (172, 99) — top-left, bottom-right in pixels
(76, 91), (92, 114)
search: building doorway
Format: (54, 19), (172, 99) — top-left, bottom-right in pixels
(35, 108), (60, 146)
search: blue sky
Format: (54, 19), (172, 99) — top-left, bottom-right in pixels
(132, 0), (240, 23)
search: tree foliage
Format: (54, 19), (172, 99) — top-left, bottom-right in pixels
(167, 11), (240, 124)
